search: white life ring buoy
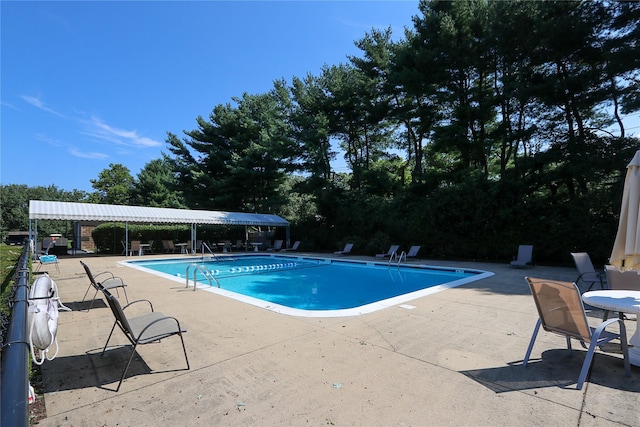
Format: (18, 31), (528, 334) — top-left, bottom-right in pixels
(28, 274), (60, 365)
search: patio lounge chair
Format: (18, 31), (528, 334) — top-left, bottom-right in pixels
(523, 277), (630, 390)
(406, 245), (421, 259)
(510, 245), (533, 268)
(100, 286), (189, 392)
(268, 240), (283, 251)
(571, 252), (605, 291)
(80, 261), (128, 310)
(334, 243), (353, 255)
(282, 241), (301, 252)
(376, 245), (400, 258)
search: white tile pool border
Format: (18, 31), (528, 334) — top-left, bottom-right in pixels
(119, 254), (495, 318)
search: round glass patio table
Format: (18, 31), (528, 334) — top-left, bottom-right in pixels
(582, 290), (640, 366)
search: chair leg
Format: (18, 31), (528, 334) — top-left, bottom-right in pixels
(115, 334), (189, 392)
(81, 284), (93, 302)
(110, 287), (129, 304)
(178, 332), (190, 370)
(576, 339), (598, 390)
(88, 289), (100, 310)
(116, 343), (140, 392)
(523, 319), (541, 367)
(101, 322), (118, 356)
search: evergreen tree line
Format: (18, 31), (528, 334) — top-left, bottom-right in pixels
(2, 1), (639, 266)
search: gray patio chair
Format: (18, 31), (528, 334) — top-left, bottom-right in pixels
(267, 240), (283, 252)
(282, 240), (301, 252)
(523, 277), (630, 390)
(376, 245), (400, 258)
(334, 243), (353, 255)
(80, 261), (128, 310)
(510, 245), (533, 268)
(602, 265), (640, 320)
(571, 252), (605, 291)
(406, 245), (421, 259)
(101, 286), (189, 392)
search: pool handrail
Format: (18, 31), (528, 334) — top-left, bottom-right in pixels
(387, 250), (407, 268)
(185, 263), (220, 291)
(387, 250), (398, 266)
(201, 241), (218, 261)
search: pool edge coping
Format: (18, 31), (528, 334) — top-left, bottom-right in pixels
(119, 254), (495, 318)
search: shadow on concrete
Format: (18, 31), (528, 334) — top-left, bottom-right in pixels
(60, 299), (108, 311)
(42, 347), (153, 392)
(461, 349), (640, 393)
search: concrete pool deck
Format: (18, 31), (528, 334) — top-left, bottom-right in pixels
(35, 253), (639, 426)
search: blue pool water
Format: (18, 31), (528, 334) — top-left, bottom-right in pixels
(123, 255), (493, 317)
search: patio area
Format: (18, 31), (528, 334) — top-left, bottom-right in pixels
(35, 253), (639, 426)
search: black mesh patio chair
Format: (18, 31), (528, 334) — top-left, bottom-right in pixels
(100, 286), (189, 392)
(80, 261), (129, 310)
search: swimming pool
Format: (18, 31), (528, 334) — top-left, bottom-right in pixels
(122, 255), (494, 317)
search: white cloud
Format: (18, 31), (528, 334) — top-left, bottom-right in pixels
(35, 133), (63, 147)
(1, 100), (20, 111)
(19, 95), (162, 154)
(85, 116), (162, 148)
(20, 95), (65, 118)
(69, 148), (109, 159)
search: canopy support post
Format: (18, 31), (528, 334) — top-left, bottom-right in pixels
(286, 225), (290, 250)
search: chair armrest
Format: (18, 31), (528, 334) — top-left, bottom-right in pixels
(94, 271), (116, 280)
(575, 272), (604, 283)
(594, 317), (624, 333)
(136, 315), (184, 342)
(100, 276), (126, 287)
(122, 299), (154, 312)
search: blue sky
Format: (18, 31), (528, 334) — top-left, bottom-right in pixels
(2, 1), (638, 194)
(1, 1), (418, 192)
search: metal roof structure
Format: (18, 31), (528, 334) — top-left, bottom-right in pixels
(28, 200), (289, 226)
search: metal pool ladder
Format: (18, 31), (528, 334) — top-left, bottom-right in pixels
(201, 242), (218, 261)
(387, 250), (406, 267)
(185, 263), (220, 291)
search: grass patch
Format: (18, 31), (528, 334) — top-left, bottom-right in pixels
(0, 244), (24, 336)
